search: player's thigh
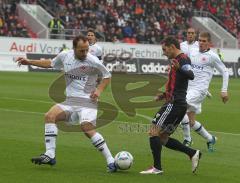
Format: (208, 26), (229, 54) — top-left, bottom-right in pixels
(149, 124), (161, 136)
(187, 90), (205, 114)
(78, 107), (97, 126)
(45, 104), (70, 122)
(78, 108), (97, 138)
(153, 103), (186, 135)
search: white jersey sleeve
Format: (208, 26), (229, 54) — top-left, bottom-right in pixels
(51, 51), (67, 69)
(89, 43), (103, 58)
(211, 53), (229, 92)
(180, 41), (188, 55)
(95, 45), (103, 57)
(93, 57), (111, 79)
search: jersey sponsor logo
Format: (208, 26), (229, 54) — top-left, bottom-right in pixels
(192, 64), (203, 70)
(80, 66), (86, 70)
(64, 73), (87, 81)
(201, 57), (207, 62)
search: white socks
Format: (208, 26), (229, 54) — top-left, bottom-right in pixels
(44, 124), (115, 164)
(91, 132), (114, 164)
(192, 121), (212, 142)
(181, 114), (192, 142)
(44, 123), (58, 158)
(181, 114), (213, 142)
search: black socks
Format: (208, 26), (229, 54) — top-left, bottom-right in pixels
(150, 136), (162, 170)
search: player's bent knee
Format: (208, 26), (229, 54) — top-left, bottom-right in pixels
(148, 130), (154, 137)
(149, 125), (160, 136)
(81, 122), (96, 137)
(189, 120), (195, 127)
(44, 113), (57, 123)
(84, 131), (96, 138)
(159, 133), (169, 145)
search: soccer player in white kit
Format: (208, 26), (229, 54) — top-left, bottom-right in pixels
(180, 27), (199, 58)
(68, 29), (104, 122)
(180, 27), (199, 146)
(180, 28), (212, 146)
(181, 27), (212, 99)
(180, 32), (229, 151)
(87, 29), (103, 62)
(15, 35), (117, 172)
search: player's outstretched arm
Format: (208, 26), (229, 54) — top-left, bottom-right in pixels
(90, 78), (111, 101)
(15, 57), (52, 68)
(212, 54), (229, 103)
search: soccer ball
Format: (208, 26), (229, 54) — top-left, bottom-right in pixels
(114, 151), (133, 170)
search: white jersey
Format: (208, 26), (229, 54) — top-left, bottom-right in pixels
(89, 43), (103, 61)
(180, 41), (199, 57)
(188, 49), (229, 92)
(51, 50), (111, 98)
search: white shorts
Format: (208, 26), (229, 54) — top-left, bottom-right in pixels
(186, 89), (207, 114)
(57, 103), (97, 126)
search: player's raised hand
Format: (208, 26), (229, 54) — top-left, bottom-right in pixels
(221, 91), (229, 103)
(15, 57), (30, 66)
(90, 89), (101, 102)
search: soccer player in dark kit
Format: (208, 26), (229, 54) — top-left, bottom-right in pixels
(140, 36), (202, 175)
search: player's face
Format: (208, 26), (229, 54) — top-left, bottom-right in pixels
(162, 44), (174, 59)
(187, 28), (196, 43)
(198, 36), (210, 52)
(87, 32), (96, 44)
(74, 40), (89, 60)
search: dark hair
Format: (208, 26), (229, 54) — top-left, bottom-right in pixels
(199, 32), (211, 41)
(187, 27), (195, 32)
(87, 28), (95, 35)
(73, 35), (88, 48)
(162, 36), (180, 49)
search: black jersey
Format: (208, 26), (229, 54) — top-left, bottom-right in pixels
(165, 53), (194, 105)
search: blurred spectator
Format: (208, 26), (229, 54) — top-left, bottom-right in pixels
(217, 48), (224, 61)
(1, 0), (240, 46)
(59, 43), (69, 52)
(112, 36), (121, 43)
(0, 0), (30, 38)
(48, 16), (63, 39)
(0, 16), (4, 28)
(122, 21), (133, 38)
(116, 0), (124, 7)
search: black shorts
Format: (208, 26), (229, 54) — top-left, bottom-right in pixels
(152, 103), (187, 134)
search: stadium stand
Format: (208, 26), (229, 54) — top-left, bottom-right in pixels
(0, 0), (37, 38)
(0, 0), (240, 46)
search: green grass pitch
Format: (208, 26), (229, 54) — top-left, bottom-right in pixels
(0, 71), (239, 183)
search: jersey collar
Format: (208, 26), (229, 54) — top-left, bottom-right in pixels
(200, 48), (210, 53)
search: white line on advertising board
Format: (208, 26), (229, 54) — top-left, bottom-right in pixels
(0, 52), (28, 72)
(0, 37), (239, 61)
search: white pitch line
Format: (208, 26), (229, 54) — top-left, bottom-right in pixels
(0, 107), (240, 136)
(208, 130), (240, 136)
(0, 97), (239, 136)
(0, 97), (54, 104)
(0, 108), (44, 115)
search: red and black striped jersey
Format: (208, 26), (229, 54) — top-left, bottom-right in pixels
(165, 53), (193, 105)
